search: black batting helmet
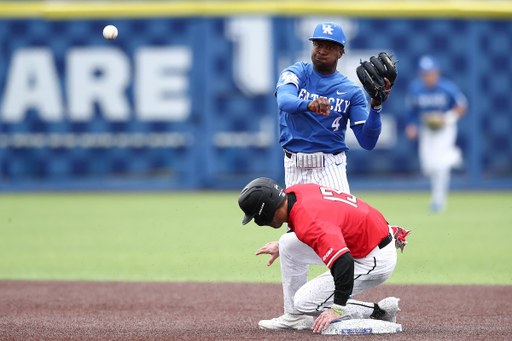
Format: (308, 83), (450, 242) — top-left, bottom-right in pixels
(238, 177), (286, 226)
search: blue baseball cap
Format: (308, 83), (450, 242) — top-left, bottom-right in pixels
(309, 22), (346, 47)
(418, 55), (439, 74)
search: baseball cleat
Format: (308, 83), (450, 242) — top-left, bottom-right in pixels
(430, 202), (445, 213)
(258, 313), (314, 330)
(376, 297), (401, 323)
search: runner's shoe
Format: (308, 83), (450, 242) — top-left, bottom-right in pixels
(258, 313), (314, 330)
(375, 297), (401, 323)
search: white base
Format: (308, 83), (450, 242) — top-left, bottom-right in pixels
(321, 319), (402, 335)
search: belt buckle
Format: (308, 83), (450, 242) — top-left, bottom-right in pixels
(296, 152), (324, 169)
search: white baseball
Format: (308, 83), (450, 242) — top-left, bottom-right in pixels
(103, 25), (118, 40)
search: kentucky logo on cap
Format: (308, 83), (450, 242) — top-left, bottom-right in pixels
(309, 22), (347, 47)
(322, 24), (334, 35)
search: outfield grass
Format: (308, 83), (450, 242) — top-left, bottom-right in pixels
(0, 191), (511, 285)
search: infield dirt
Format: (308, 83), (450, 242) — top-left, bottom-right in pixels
(1, 281), (511, 340)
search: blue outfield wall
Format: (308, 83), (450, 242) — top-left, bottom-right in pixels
(0, 16), (511, 191)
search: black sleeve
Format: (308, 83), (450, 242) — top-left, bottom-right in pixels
(329, 252), (354, 306)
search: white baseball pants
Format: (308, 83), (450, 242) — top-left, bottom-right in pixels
(279, 227), (397, 317)
(284, 151), (350, 193)
(419, 123), (462, 208)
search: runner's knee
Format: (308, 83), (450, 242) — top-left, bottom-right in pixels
(278, 232), (300, 258)
(294, 286), (324, 316)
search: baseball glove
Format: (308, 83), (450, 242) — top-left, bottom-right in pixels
(356, 52), (397, 103)
(422, 111), (445, 130)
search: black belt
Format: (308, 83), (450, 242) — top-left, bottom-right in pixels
(285, 150), (341, 159)
(378, 233), (393, 249)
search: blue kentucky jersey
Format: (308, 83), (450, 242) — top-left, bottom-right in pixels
(405, 76), (467, 125)
(275, 62), (369, 154)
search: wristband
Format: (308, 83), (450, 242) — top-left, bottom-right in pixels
(331, 303), (345, 316)
(371, 103), (383, 111)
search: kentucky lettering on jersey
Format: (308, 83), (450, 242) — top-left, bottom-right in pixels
(275, 62), (369, 154)
(417, 93), (449, 108)
(297, 89), (351, 114)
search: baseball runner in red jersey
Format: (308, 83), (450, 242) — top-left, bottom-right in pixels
(238, 178), (411, 333)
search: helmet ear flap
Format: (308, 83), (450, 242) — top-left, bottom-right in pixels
(254, 212), (269, 226)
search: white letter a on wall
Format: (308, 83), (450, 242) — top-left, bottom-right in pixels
(1, 48), (64, 123)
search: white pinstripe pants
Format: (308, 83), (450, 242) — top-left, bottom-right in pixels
(284, 151), (350, 194)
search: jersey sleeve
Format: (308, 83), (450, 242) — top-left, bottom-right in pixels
(330, 252), (354, 306)
(445, 80), (468, 110)
(275, 63), (304, 95)
(276, 84), (310, 115)
(351, 112), (381, 151)
(348, 87), (369, 127)
(455, 92), (468, 109)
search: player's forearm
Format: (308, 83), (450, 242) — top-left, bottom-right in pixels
(365, 106), (382, 136)
(453, 104), (467, 118)
(352, 107), (382, 150)
(329, 252), (354, 306)
(276, 86), (310, 115)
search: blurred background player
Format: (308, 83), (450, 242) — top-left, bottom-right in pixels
(404, 55), (467, 213)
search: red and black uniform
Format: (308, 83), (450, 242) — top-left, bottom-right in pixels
(286, 183), (389, 305)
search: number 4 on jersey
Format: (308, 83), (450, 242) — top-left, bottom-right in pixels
(332, 117), (342, 132)
(320, 187), (358, 208)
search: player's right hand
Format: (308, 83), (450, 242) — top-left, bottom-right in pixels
(307, 97), (331, 116)
(405, 124), (418, 140)
(255, 241), (280, 266)
(312, 308), (343, 333)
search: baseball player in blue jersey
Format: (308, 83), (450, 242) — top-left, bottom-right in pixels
(255, 22), (395, 331)
(405, 55), (467, 213)
(275, 22), (392, 192)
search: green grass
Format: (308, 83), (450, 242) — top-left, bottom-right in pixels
(0, 191), (511, 285)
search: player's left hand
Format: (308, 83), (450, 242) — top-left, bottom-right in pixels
(312, 308), (342, 333)
(384, 77), (391, 90)
(255, 241), (280, 266)
(307, 97), (331, 116)
(371, 78), (391, 106)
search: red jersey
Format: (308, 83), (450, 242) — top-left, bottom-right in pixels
(286, 183), (389, 268)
